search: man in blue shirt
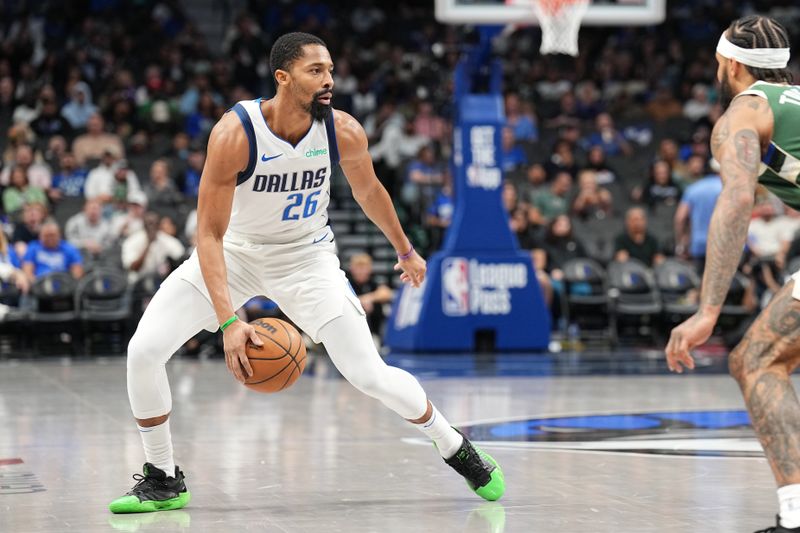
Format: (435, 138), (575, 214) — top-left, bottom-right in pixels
(580, 112), (632, 157)
(22, 221), (84, 280)
(50, 152), (89, 201)
(501, 126), (528, 172)
(504, 93), (538, 142)
(425, 177), (454, 250)
(674, 172), (723, 269)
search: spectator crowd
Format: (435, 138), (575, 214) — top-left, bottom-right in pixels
(0, 0), (799, 346)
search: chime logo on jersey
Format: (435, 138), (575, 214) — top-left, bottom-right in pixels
(305, 147), (328, 158)
(452, 410), (762, 457)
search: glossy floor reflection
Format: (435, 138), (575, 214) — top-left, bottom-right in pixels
(0, 353), (785, 532)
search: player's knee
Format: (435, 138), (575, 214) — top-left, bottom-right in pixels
(346, 364), (386, 398)
(126, 331), (164, 372)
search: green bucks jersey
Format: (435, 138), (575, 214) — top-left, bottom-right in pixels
(736, 81), (800, 209)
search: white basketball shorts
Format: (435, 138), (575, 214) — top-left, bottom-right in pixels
(172, 226), (365, 342)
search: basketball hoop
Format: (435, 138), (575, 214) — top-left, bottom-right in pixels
(529, 0), (590, 57)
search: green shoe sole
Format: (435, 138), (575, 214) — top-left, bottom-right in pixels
(109, 491), (191, 514)
(472, 448), (504, 501)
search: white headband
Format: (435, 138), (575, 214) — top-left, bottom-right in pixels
(717, 33), (790, 69)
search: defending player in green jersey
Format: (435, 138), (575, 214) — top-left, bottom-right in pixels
(664, 14), (800, 533)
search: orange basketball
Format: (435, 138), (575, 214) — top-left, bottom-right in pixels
(243, 318), (307, 393)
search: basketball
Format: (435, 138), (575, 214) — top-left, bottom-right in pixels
(243, 318), (307, 393)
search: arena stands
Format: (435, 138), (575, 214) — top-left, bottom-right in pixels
(0, 0), (798, 352)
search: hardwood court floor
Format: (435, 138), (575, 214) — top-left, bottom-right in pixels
(0, 353), (785, 532)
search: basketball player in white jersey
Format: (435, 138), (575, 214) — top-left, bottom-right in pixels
(109, 32), (504, 513)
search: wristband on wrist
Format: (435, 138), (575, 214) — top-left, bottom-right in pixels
(397, 245), (414, 261)
(219, 315), (238, 332)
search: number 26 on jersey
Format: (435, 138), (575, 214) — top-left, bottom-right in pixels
(282, 190), (321, 221)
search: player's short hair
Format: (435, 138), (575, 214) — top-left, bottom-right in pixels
(269, 32), (327, 80)
(726, 15), (793, 83)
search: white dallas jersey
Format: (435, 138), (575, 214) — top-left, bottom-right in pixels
(226, 98), (338, 244)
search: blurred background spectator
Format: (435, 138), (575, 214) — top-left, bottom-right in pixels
(1, 143), (52, 189)
(631, 160), (681, 208)
(0, 230), (28, 298)
(0, 0), (795, 343)
(72, 113), (124, 166)
(571, 169), (612, 221)
(49, 151), (88, 202)
(425, 173), (453, 251)
(61, 82), (96, 131)
(674, 172), (723, 270)
(122, 211), (184, 281)
(504, 92), (538, 142)
(346, 253), (394, 340)
(534, 215), (588, 284)
(65, 198), (113, 259)
(22, 221), (84, 281)
(3, 165), (47, 220)
(530, 171), (571, 227)
(12, 202), (47, 257)
(614, 207), (664, 267)
(143, 159), (183, 217)
(111, 189), (147, 239)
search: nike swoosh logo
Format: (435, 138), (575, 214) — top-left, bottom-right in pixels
(261, 153), (283, 162)
(312, 233), (329, 244)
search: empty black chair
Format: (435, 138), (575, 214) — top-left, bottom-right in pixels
(0, 281), (29, 354)
(561, 258), (616, 344)
(572, 216), (623, 264)
(76, 268), (131, 354)
(29, 272), (79, 322)
(28, 272), (80, 354)
(655, 258), (701, 324)
(0, 279), (22, 307)
(607, 259), (662, 342)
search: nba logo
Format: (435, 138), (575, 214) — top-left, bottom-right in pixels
(442, 258), (469, 316)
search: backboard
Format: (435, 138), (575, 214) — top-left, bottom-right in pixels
(435, 0), (666, 26)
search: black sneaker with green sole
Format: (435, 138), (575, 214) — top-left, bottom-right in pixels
(109, 463), (190, 514)
(443, 428), (505, 501)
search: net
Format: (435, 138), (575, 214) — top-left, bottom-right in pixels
(530, 0), (590, 56)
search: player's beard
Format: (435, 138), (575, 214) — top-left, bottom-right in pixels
(307, 89), (332, 121)
(719, 70), (734, 109)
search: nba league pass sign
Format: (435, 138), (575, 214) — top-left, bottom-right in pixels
(442, 258), (527, 317)
(384, 92), (550, 351)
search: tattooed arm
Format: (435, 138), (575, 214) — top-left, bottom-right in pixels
(666, 95), (772, 372)
(700, 97), (764, 315)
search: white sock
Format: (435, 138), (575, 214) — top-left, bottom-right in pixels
(137, 421), (176, 477)
(415, 404), (464, 459)
(779, 484), (800, 528)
